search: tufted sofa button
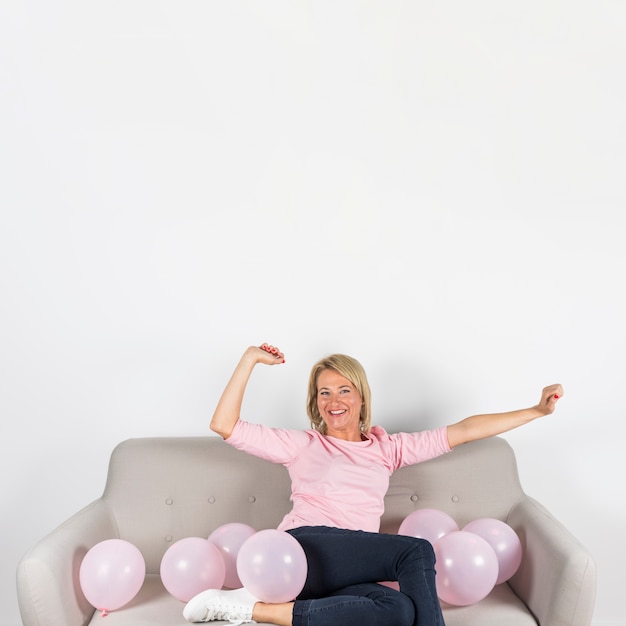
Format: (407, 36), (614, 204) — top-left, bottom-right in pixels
(410, 494), (419, 502)
(248, 496), (256, 503)
(165, 498), (173, 505)
(165, 535), (173, 542)
(208, 497), (216, 504)
(451, 495), (460, 503)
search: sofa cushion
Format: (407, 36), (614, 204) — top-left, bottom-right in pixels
(86, 575), (537, 626)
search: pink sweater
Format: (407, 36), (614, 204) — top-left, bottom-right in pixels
(226, 420), (452, 532)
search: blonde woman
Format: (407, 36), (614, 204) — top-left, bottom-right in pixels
(184, 344), (562, 626)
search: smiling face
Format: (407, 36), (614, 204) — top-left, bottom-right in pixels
(316, 368), (364, 441)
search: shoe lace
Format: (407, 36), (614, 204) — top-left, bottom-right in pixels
(205, 601), (249, 625)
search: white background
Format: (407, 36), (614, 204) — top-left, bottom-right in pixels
(1, 1), (624, 624)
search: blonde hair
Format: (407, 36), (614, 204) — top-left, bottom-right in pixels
(306, 354), (372, 435)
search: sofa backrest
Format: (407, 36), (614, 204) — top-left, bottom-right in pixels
(103, 435), (525, 573)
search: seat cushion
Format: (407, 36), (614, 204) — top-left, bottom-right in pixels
(86, 575), (276, 626)
(87, 575), (537, 626)
(442, 583), (537, 626)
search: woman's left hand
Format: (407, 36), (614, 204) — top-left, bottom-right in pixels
(537, 384), (564, 415)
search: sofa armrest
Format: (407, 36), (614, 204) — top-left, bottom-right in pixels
(17, 498), (119, 626)
(506, 496), (596, 626)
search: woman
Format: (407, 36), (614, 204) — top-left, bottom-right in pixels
(184, 344), (562, 626)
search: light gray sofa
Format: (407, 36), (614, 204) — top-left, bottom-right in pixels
(17, 436), (596, 626)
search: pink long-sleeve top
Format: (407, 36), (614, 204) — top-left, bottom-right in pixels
(226, 420), (452, 533)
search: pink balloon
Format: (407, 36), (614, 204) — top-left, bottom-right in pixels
(208, 523), (257, 589)
(434, 531), (498, 606)
(463, 518), (522, 584)
(398, 509), (459, 545)
(236, 529), (307, 603)
(160, 537), (226, 602)
(79, 539), (146, 615)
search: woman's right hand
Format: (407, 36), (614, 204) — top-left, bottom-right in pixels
(253, 343), (285, 364)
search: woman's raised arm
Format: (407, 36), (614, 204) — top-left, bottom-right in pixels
(446, 383), (563, 449)
(210, 344), (285, 439)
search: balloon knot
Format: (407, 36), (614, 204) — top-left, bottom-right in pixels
(101, 609), (108, 617)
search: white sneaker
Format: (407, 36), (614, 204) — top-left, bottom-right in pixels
(183, 587), (258, 624)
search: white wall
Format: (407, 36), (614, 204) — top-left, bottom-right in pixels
(1, 1), (624, 624)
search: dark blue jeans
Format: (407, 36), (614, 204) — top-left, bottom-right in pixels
(287, 526), (445, 626)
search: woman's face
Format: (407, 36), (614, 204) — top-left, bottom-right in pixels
(316, 368), (363, 441)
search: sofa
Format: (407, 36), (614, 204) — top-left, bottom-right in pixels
(17, 435), (596, 626)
